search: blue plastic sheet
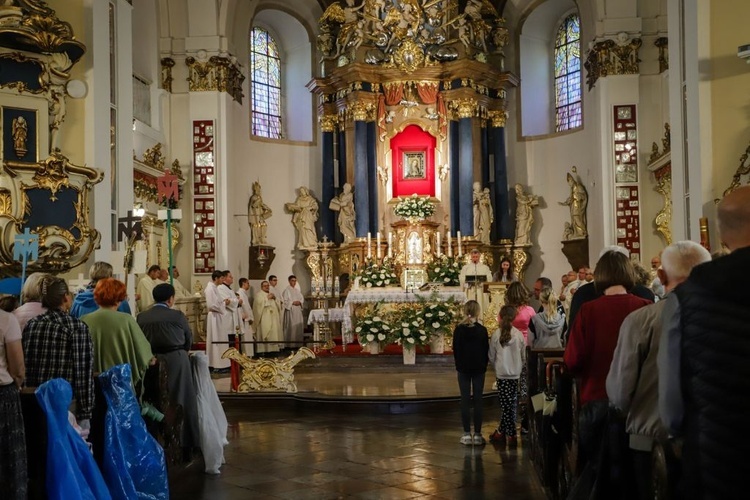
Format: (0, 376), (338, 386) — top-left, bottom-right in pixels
(99, 364), (169, 500)
(35, 379), (112, 500)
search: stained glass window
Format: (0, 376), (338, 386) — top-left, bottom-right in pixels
(250, 27), (282, 139)
(554, 14), (582, 132)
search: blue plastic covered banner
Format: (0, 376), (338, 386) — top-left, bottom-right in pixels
(98, 364), (169, 500)
(35, 379), (112, 500)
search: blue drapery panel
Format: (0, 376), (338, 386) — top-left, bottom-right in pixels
(491, 125), (511, 240)
(367, 121), (378, 235)
(321, 130), (335, 241)
(458, 117), (474, 236)
(354, 121), (370, 237)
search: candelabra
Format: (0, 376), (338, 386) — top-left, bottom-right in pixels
(317, 236), (336, 351)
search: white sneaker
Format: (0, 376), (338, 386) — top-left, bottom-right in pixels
(459, 433), (473, 445)
(472, 434), (486, 446)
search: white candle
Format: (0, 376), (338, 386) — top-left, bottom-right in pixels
(457, 231), (462, 256)
(376, 232), (381, 260)
(447, 233), (453, 257)
(367, 232), (372, 259)
(388, 232), (393, 258)
(437, 232), (442, 257)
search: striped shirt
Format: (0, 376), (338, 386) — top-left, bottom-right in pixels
(23, 309), (94, 419)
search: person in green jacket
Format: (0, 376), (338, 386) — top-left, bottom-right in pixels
(82, 278), (154, 391)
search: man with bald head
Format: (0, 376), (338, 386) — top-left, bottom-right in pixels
(658, 186), (750, 499)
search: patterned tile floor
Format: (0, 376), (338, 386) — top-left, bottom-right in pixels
(171, 369), (547, 499)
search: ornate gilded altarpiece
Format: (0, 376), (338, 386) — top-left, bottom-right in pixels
(0, 1), (102, 276)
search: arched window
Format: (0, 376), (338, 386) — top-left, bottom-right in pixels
(554, 14), (581, 132)
(250, 27), (282, 139)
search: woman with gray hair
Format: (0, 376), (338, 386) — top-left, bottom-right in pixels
(70, 261), (131, 318)
(12, 272), (49, 331)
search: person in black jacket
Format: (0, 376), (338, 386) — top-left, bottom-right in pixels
(452, 300), (489, 446)
(659, 185), (750, 499)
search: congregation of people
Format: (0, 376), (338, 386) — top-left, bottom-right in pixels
(452, 185), (750, 499)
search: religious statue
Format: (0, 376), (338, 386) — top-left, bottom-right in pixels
(472, 182), (493, 245)
(560, 172), (588, 240)
(248, 181), (272, 246)
(513, 184), (539, 247)
(329, 182), (356, 242)
(285, 187), (319, 250)
(12, 116), (28, 158)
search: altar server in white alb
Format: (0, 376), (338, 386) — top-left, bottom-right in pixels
(282, 275), (305, 349)
(237, 277), (254, 355)
(205, 270), (230, 370)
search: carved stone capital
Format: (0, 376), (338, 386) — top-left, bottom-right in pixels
(347, 100), (376, 122)
(450, 98), (478, 119)
(487, 110), (507, 128)
(319, 114), (339, 132)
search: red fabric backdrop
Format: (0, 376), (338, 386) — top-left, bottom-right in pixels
(391, 124), (436, 198)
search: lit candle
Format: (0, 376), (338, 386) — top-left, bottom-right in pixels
(367, 232), (372, 259)
(388, 232), (393, 258)
(437, 232), (442, 257)
(447, 233), (453, 257)
(457, 231), (462, 256)
(376, 232), (381, 260)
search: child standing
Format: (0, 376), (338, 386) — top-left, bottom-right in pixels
(505, 281), (535, 433)
(452, 300), (490, 446)
(488, 305), (526, 446)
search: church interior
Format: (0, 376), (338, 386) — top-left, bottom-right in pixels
(1, 0), (749, 498)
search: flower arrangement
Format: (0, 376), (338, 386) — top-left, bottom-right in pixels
(419, 294), (461, 339)
(357, 258), (399, 288)
(390, 306), (430, 348)
(394, 194), (435, 220)
(354, 303), (391, 346)
(427, 255), (462, 286)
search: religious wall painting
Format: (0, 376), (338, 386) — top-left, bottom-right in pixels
(402, 151), (426, 179)
(390, 124), (436, 198)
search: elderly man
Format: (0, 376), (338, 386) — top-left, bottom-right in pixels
(281, 275), (305, 349)
(658, 186), (750, 499)
(253, 280), (281, 355)
(607, 241), (710, 499)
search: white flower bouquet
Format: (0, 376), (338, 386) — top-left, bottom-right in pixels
(357, 258), (399, 288)
(354, 303), (391, 346)
(427, 255), (461, 286)
(390, 306), (430, 348)
(418, 294), (461, 340)
(394, 194), (435, 220)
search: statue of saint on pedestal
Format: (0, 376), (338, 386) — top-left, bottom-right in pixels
(560, 172), (588, 240)
(329, 183), (356, 242)
(514, 184), (539, 247)
(473, 182), (493, 245)
(285, 187), (319, 251)
(248, 181), (272, 246)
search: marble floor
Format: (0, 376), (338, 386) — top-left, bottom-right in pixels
(170, 405), (546, 500)
(171, 366), (547, 499)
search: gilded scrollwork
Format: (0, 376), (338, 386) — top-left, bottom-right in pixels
(319, 114), (338, 132)
(721, 142), (750, 199)
(448, 98), (478, 119)
(653, 165), (672, 245)
(487, 110), (507, 128)
(185, 55), (245, 104)
(1, 149), (103, 276)
(161, 57), (175, 92)
(584, 35), (642, 90)
(347, 100), (376, 122)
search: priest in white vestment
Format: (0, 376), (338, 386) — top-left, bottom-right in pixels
(459, 249), (493, 319)
(171, 266), (192, 298)
(205, 271), (230, 370)
(237, 278), (255, 356)
(268, 275), (284, 311)
(253, 280), (281, 354)
(281, 275), (305, 348)
(136, 265), (162, 312)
